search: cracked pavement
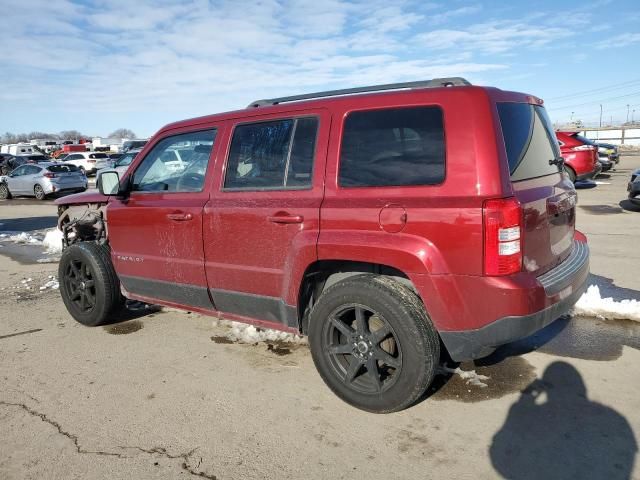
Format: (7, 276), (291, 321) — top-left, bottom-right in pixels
(1, 155), (640, 479)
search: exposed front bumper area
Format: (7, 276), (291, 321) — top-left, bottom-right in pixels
(438, 240), (590, 362)
(576, 163), (602, 181)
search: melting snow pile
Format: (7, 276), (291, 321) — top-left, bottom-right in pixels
(440, 365), (490, 388)
(574, 285), (640, 322)
(40, 276), (59, 290)
(213, 319), (306, 344)
(42, 228), (63, 253)
(3, 232), (42, 244)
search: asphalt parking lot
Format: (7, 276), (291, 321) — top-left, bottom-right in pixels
(1, 156), (639, 479)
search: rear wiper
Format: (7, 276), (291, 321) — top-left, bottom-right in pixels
(549, 156), (565, 168)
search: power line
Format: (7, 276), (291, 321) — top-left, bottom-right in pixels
(546, 78), (640, 102)
(547, 91), (640, 111)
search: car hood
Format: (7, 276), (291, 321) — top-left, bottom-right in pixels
(55, 191), (110, 205)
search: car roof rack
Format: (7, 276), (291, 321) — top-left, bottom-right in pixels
(247, 77), (471, 108)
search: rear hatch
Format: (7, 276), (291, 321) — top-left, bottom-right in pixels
(497, 102), (575, 276)
(47, 164), (84, 183)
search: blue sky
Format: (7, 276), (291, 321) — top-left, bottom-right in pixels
(1, 0), (639, 138)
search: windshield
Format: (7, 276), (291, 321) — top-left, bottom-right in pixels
(48, 164), (79, 173)
(116, 153), (136, 167)
(497, 103), (562, 181)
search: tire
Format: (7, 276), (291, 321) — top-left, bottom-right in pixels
(59, 242), (125, 326)
(564, 165), (576, 184)
(34, 184), (46, 200)
(0, 183), (11, 200)
(308, 274), (440, 413)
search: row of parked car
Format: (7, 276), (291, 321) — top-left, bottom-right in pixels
(556, 131), (619, 183)
(0, 150), (133, 200)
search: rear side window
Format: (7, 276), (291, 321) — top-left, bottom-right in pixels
(339, 106), (445, 187)
(48, 164), (79, 173)
(224, 117), (318, 190)
(497, 103), (562, 181)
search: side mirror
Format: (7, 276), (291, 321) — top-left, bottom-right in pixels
(99, 171), (121, 195)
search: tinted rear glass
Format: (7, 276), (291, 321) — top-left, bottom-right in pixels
(497, 103), (561, 181)
(48, 164), (79, 173)
(89, 153), (108, 159)
(339, 106), (445, 187)
(574, 134), (595, 145)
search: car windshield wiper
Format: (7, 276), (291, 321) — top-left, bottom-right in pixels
(549, 156), (565, 168)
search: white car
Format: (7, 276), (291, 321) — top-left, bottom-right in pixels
(96, 149), (141, 187)
(61, 152), (111, 176)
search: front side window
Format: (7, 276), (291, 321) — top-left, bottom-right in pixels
(339, 106), (445, 187)
(132, 129), (217, 193)
(224, 117), (318, 190)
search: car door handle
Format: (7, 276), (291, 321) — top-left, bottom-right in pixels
(267, 213), (304, 224)
(166, 212), (193, 221)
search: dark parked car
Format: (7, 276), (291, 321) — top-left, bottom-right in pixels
(629, 169), (640, 206)
(595, 142), (620, 166)
(0, 154), (27, 175)
(54, 78), (588, 412)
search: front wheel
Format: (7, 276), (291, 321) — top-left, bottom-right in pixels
(59, 243), (125, 326)
(308, 274), (440, 413)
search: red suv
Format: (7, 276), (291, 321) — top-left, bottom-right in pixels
(556, 131), (601, 183)
(55, 78), (589, 412)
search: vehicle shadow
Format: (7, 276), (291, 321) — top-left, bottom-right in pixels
(101, 301), (162, 325)
(0, 216), (57, 232)
(489, 361), (637, 479)
(620, 199), (640, 212)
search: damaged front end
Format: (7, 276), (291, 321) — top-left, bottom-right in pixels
(57, 202), (108, 248)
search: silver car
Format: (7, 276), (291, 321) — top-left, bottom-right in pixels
(0, 162), (88, 200)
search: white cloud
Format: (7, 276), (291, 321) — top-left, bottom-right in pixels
(596, 33), (640, 49)
(417, 21), (574, 53)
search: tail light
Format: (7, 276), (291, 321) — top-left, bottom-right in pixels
(571, 145), (595, 152)
(483, 197), (522, 276)
(88, 159), (96, 163)
(43, 172), (56, 179)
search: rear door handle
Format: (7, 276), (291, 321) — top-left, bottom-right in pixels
(167, 212), (193, 221)
(267, 213), (304, 224)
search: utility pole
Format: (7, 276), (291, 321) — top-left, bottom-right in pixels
(627, 104), (630, 123)
(571, 111), (574, 121)
(599, 104), (603, 128)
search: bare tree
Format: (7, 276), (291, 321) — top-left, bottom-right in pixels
(108, 128), (137, 139)
(59, 130), (84, 141)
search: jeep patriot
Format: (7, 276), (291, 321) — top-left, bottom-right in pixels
(55, 78), (589, 412)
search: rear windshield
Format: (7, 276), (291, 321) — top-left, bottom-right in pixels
(573, 134), (596, 145)
(48, 164), (79, 173)
(497, 103), (562, 181)
(89, 153), (108, 159)
(28, 155), (47, 161)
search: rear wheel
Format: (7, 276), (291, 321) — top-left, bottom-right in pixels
(564, 165), (576, 183)
(308, 274), (439, 413)
(0, 183), (11, 199)
(34, 184), (46, 200)
(59, 242), (125, 326)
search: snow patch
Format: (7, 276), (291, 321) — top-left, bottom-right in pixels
(42, 228), (63, 253)
(440, 366), (490, 388)
(7, 232), (42, 244)
(574, 285), (640, 322)
(213, 318), (306, 344)
(40, 278), (59, 290)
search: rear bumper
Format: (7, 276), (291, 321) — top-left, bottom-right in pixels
(426, 240), (589, 362)
(576, 163), (601, 181)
